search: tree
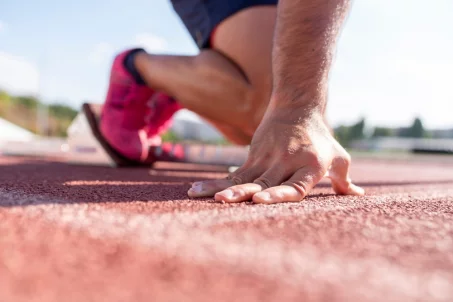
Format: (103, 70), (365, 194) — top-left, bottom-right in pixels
(372, 127), (393, 138)
(349, 118), (365, 140)
(48, 103), (78, 120)
(408, 117), (424, 138)
(334, 125), (351, 147)
(399, 117), (425, 138)
(0, 89), (79, 137)
(16, 96), (39, 110)
(333, 118), (366, 148)
(0, 90), (11, 114)
(0, 90), (11, 103)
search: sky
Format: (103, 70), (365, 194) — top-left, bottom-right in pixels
(1, 0), (452, 129)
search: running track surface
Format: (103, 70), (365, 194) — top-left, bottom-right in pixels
(1, 155), (453, 302)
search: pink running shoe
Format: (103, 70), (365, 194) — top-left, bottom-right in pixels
(144, 93), (182, 138)
(100, 48), (181, 162)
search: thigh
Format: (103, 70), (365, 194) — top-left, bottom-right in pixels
(169, 1), (277, 140)
(170, 0), (277, 49)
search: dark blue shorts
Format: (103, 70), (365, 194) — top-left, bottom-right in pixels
(170, 0), (278, 49)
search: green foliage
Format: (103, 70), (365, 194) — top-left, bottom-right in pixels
(48, 103), (78, 120)
(349, 118), (365, 140)
(408, 117), (424, 138)
(372, 127), (393, 138)
(15, 96), (39, 110)
(161, 130), (181, 142)
(334, 118), (366, 147)
(398, 117), (426, 138)
(0, 90), (12, 115)
(161, 129), (233, 145)
(205, 137), (232, 146)
(0, 90), (11, 103)
(334, 125), (351, 147)
(0, 90), (78, 137)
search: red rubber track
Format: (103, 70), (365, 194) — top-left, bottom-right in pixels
(1, 155), (453, 302)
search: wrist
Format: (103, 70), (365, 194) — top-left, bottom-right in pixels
(264, 100), (325, 128)
(268, 89), (326, 117)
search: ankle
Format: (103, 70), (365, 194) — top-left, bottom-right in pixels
(124, 49), (147, 85)
(134, 52), (154, 85)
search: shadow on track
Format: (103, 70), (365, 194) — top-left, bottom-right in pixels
(0, 158), (228, 207)
(1, 157), (453, 207)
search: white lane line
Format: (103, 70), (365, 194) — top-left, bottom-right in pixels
(63, 181), (182, 186)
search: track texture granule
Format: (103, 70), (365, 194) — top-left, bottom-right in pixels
(1, 155), (453, 302)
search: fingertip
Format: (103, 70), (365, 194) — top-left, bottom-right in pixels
(187, 186), (214, 198)
(187, 188), (196, 198)
(216, 189), (233, 199)
(214, 195), (226, 204)
(215, 189), (234, 202)
(187, 181), (203, 198)
(253, 186), (305, 204)
(253, 192), (272, 203)
(349, 184), (365, 196)
(188, 188), (206, 198)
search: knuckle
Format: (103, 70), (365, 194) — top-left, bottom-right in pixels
(228, 159), (252, 179)
(340, 152), (351, 165)
(253, 177), (272, 189)
(331, 153), (351, 171)
(246, 151), (265, 166)
(304, 150), (318, 161)
(335, 148), (351, 165)
(344, 154), (352, 165)
(226, 161), (251, 180)
(343, 150), (351, 161)
(231, 175), (244, 185)
(306, 151), (324, 169)
(231, 165), (267, 185)
(226, 174), (233, 180)
(282, 181), (308, 198)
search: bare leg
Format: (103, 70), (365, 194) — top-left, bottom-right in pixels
(135, 7), (277, 143)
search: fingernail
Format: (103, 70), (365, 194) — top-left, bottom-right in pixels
(218, 189), (234, 199)
(191, 183), (203, 193)
(254, 192), (271, 202)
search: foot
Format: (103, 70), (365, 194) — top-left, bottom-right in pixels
(100, 49), (181, 162)
(144, 93), (182, 138)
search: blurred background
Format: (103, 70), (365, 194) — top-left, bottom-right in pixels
(1, 0), (452, 155)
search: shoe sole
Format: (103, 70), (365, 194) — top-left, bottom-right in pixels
(82, 103), (146, 167)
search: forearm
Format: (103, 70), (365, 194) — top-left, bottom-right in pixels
(272, 0), (351, 111)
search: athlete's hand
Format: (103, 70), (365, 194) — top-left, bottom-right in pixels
(187, 105), (364, 203)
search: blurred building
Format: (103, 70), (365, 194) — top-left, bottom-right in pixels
(0, 117), (34, 144)
(429, 128), (453, 139)
(351, 137), (453, 154)
(171, 110), (223, 142)
(0, 117), (67, 157)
